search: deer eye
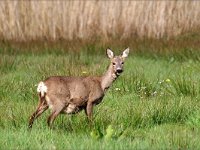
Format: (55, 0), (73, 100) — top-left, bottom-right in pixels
(121, 62), (124, 64)
(112, 62), (116, 65)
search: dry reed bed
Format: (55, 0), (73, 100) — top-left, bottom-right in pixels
(0, 1), (200, 41)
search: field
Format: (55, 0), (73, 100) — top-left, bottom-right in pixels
(1, 38), (200, 149)
(1, 1), (200, 149)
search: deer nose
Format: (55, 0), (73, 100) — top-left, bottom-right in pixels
(116, 69), (123, 73)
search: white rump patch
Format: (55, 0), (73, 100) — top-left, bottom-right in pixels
(37, 81), (47, 97)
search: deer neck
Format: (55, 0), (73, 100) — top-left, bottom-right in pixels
(101, 64), (117, 92)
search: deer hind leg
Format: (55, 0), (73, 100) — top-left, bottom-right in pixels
(47, 102), (65, 128)
(28, 98), (48, 128)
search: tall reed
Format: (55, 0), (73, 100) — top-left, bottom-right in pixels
(0, 1), (200, 41)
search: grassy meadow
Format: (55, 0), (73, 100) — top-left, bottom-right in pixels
(1, 37), (200, 149)
(1, 1), (200, 149)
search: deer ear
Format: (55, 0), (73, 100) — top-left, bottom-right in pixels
(122, 48), (129, 58)
(106, 49), (114, 59)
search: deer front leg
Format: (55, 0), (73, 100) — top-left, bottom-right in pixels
(85, 102), (93, 121)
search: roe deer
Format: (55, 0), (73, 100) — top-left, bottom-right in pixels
(28, 48), (129, 128)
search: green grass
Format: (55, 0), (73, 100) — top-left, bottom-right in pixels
(1, 43), (200, 149)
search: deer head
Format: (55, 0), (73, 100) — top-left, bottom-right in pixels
(106, 48), (129, 77)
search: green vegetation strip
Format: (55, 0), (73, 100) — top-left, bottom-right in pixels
(1, 47), (200, 149)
